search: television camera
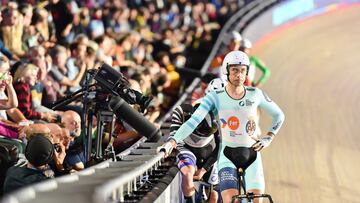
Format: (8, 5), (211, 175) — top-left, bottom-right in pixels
(52, 63), (161, 163)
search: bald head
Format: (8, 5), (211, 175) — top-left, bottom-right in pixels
(46, 123), (62, 142)
(61, 128), (73, 149)
(25, 124), (52, 141)
(62, 110), (81, 137)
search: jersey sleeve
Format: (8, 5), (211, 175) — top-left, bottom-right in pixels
(171, 91), (216, 143)
(169, 106), (184, 137)
(257, 89), (285, 135)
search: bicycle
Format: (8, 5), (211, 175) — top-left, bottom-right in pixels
(223, 146), (274, 203)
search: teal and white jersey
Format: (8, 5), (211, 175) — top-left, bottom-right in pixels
(172, 86), (285, 148)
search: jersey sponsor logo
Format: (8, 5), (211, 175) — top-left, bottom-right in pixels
(230, 131), (242, 137)
(246, 99), (254, 106)
(246, 87), (256, 91)
(245, 118), (256, 136)
(272, 120), (282, 131)
(210, 175), (218, 183)
(228, 116), (240, 130)
(261, 90), (272, 102)
(220, 118), (227, 128)
(239, 101), (245, 106)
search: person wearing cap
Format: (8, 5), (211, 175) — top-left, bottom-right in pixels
(3, 134), (55, 194)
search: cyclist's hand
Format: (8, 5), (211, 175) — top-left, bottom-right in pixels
(251, 134), (274, 151)
(193, 168), (207, 181)
(157, 139), (177, 158)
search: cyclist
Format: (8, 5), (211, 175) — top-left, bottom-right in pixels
(239, 38), (270, 87)
(168, 102), (219, 203)
(160, 50), (285, 203)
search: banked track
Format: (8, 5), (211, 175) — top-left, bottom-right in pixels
(253, 5), (360, 203)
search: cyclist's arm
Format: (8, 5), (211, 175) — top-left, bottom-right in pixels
(169, 105), (185, 137)
(258, 89), (285, 135)
(171, 92), (216, 144)
(252, 56), (270, 87)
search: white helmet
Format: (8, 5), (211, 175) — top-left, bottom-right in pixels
(240, 38), (252, 49)
(231, 31), (242, 42)
(221, 50), (250, 76)
(205, 78), (226, 94)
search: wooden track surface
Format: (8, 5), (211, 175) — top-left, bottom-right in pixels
(254, 5), (360, 203)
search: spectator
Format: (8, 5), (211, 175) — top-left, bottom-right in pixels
(3, 134), (54, 193)
(46, 123), (73, 176)
(46, 0), (74, 45)
(18, 3), (34, 51)
(31, 8), (56, 48)
(45, 45), (85, 113)
(61, 110), (84, 171)
(13, 63), (56, 122)
(88, 8), (105, 39)
(0, 56), (17, 112)
(0, 7), (24, 58)
(0, 9), (16, 60)
(66, 41), (87, 93)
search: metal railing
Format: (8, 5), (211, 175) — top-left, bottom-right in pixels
(93, 152), (165, 203)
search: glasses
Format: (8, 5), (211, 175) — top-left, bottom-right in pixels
(0, 72), (9, 81)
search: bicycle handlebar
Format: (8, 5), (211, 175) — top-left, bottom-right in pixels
(233, 193), (274, 203)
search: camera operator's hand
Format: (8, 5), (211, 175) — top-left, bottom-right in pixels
(251, 133), (274, 151)
(157, 139), (177, 158)
(53, 142), (66, 171)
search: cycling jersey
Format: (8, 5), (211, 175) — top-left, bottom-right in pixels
(172, 86), (284, 147)
(171, 86), (284, 191)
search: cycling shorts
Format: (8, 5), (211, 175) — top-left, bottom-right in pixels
(177, 148), (219, 185)
(218, 152), (265, 192)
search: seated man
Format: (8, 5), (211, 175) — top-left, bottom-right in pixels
(61, 110), (85, 171)
(3, 134), (54, 194)
(46, 123), (73, 176)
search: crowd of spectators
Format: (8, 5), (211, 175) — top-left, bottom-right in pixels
(0, 0), (246, 196)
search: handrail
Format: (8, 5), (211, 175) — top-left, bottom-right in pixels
(93, 152), (165, 203)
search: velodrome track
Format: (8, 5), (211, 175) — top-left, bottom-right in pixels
(253, 4), (360, 203)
